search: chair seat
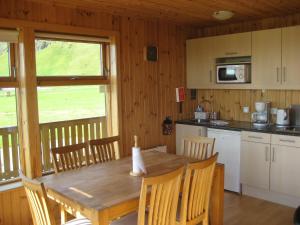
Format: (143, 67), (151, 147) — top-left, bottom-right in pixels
(64, 218), (91, 225)
(111, 212), (138, 225)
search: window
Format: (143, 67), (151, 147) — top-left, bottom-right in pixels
(38, 85), (106, 123)
(35, 39), (104, 76)
(35, 34), (111, 173)
(0, 29), (19, 182)
(0, 42), (10, 77)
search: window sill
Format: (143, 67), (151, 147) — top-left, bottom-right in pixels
(0, 180), (23, 193)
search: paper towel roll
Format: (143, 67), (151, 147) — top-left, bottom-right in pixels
(132, 147), (147, 174)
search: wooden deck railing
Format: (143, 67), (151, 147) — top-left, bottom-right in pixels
(0, 126), (19, 181)
(0, 116), (107, 181)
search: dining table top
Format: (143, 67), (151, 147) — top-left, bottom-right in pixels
(38, 151), (196, 211)
(38, 150), (224, 225)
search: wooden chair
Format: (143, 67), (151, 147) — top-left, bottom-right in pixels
(21, 173), (91, 225)
(89, 136), (120, 164)
(181, 136), (215, 160)
(51, 142), (90, 173)
(178, 153), (218, 225)
(112, 166), (185, 225)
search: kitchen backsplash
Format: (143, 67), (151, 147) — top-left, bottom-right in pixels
(197, 89), (300, 123)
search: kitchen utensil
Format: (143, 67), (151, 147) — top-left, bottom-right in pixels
(276, 108), (290, 126)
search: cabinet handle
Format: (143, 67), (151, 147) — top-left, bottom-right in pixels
(265, 146), (269, 162)
(276, 67), (280, 82)
(209, 70), (212, 83)
(225, 52), (238, 55)
(279, 139), (295, 143)
(248, 135), (263, 140)
(272, 147), (276, 162)
(283, 67), (287, 82)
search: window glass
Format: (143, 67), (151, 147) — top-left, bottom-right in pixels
(0, 88), (17, 128)
(35, 39), (103, 76)
(0, 42), (10, 77)
(38, 85), (106, 123)
(0, 88), (19, 182)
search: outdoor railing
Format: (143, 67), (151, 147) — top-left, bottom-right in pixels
(0, 126), (19, 181)
(0, 116), (107, 181)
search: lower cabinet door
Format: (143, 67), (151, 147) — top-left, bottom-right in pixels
(241, 141), (270, 190)
(270, 145), (300, 197)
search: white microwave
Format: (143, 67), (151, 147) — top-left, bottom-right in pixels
(216, 64), (251, 83)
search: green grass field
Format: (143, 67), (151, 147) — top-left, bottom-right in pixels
(0, 86), (106, 128)
(0, 40), (106, 128)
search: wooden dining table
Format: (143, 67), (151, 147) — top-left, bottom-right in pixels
(38, 151), (224, 225)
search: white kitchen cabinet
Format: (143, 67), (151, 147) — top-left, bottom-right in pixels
(207, 128), (241, 192)
(186, 37), (215, 89)
(175, 124), (207, 155)
(214, 32), (252, 58)
(270, 145), (300, 197)
(240, 140), (270, 191)
(282, 25), (300, 89)
(252, 28), (282, 89)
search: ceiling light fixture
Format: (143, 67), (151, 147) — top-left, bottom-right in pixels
(213, 10), (234, 21)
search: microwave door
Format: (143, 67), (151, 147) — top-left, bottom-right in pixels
(218, 67), (238, 82)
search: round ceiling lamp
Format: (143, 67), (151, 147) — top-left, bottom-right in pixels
(213, 10), (234, 20)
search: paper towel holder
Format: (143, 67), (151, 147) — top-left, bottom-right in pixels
(129, 135), (145, 177)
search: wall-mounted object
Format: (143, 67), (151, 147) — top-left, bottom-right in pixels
(190, 89), (197, 100)
(144, 46), (158, 61)
(162, 117), (173, 135)
(176, 87), (185, 102)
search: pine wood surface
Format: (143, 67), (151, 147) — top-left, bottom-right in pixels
(197, 89), (300, 123)
(38, 151), (224, 225)
(179, 154), (218, 225)
(24, 0), (300, 26)
(181, 136), (215, 160)
(224, 192), (294, 225)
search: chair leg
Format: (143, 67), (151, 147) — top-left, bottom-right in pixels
(61, 205), (67, 224)
(202, 217), (208, 225)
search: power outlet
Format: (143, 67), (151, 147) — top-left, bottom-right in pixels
(271, 108), (278, 115)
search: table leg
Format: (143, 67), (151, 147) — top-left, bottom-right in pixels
(92, 210), (109, 225)
(210, 164), (224, 225)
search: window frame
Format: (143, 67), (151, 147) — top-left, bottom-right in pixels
(35, 34), (111, 87)
(0, 43), (18, 88)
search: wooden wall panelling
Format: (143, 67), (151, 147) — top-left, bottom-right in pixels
(0, 187), (32, 225)
(197, 13), (300, 37)
(197, 89), (300, 123)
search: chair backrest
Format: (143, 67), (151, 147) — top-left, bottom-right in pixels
(179, 153), (218, 225)
(181, 136), (215, 160)
(138, 166), (184, 225)
(51, 142), (89, 173)
(89, 136), (120, 164)
(21, 174), (56, 225)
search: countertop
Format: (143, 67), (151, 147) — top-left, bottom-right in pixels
(176, 119), (300, 136)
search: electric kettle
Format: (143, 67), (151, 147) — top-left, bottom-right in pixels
(276, 108), (290, 126)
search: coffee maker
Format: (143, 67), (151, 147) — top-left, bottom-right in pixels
(252, 101), (271, 127)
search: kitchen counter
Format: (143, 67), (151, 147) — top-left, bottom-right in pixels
(176, 119), (300, 136)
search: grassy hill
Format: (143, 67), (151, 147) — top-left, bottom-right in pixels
(0, 40), (106, 128)
(35, 40), (102, 76)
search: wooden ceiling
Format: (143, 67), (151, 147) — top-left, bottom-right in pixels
(29, 0), (300, 26)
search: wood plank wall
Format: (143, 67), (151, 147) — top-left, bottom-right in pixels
(196, 13), (300, 123)
(0, 1), (197, 224)
(0, 0), (197, 155)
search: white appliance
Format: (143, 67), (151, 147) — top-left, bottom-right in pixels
(252, 101), (271, 127)
(207, 128), (241, 193)
(276, 108), (290, 126)
(216, 64), (251, 83)
(176, 124), (207, 155)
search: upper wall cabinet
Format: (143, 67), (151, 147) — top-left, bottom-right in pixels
(214, 32), (252, 58)
(186, 37), (215, 89)
(282, 25), (300, 89)
(252, 28), (282, 89)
